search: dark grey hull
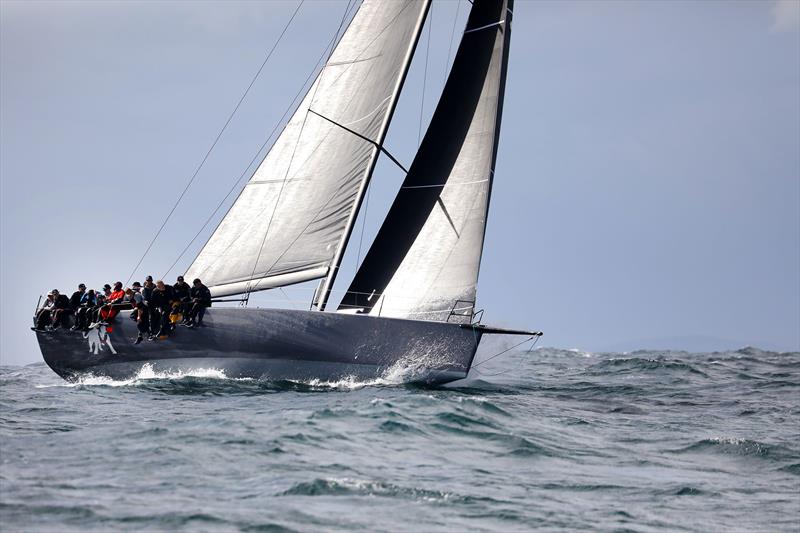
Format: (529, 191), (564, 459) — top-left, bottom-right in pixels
(35, 308), (483, 385)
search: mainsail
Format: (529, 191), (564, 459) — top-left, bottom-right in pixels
(339, 0), (513, 322)
(186, 0), (430, 298)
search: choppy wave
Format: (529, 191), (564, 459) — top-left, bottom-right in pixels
(587, 357), (709, 376)
(35, 363), (248, 389)
(2, 347), (799, 532)
(673, 437), (798, 461)
(278, 477), (497, 505)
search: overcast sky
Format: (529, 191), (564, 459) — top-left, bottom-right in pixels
(1, 0), (798, 366)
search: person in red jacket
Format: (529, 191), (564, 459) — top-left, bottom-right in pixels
(100, 282), (126, 322)
(107, 282), (125, 304)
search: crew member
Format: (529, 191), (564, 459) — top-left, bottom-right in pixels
(187, 278), (211, 328)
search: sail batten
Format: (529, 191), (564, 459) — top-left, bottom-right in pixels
(186, 0), (431, 298)
(338, 0), (513, 322)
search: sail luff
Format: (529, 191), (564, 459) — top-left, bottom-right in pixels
(316, 0), (432, 311)
(471, 2), (514, 300)
(184, 1), (432, 298)
(338, 0), (513, 321)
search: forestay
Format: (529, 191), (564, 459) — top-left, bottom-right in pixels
(186, 0), (430, 298)
(339, 0), (513, 322)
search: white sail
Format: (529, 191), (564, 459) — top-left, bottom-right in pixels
(186, 0), (430, 298)
(339, 0), (513, 322)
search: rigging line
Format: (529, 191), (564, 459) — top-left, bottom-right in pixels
(472, 335), (537, 369)
(418, 1), (432, 145)
(124, 0), (306, 286)
(279, 287), (298, 309)
(471, 336), (541, 377)
(307, 109), (408, 173)
(444, 0), (461, 82)
(244, 0), (356, 300)
(355, 179), (372, 267)
(161, 24), (344, 280)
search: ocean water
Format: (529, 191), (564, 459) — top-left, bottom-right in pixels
(1, 346), (798, 532)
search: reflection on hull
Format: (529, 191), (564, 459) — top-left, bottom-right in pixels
(35, 308), (482, 385)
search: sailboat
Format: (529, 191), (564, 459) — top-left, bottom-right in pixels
(35, 0), (540, 384)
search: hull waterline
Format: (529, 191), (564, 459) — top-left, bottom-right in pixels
(35, 308), (483, 385)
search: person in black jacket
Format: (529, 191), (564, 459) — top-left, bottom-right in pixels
(150, 280), (174, 338)
(172, 275), (191, 317)
(142, 276), (154, 306)
(72, 289), (97, 331)
(69, 283), (86, 310)
(186, 278), (211, 328)
(50, 290), (72, 330)
(173, 276), (190, 300)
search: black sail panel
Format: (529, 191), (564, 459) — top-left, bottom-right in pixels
(339, 0), (513, 321)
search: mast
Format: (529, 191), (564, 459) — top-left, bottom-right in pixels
(316, 1), (431, 311)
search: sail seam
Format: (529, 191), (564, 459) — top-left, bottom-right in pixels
(464, 19), (504, 34)
(247, 178), (311, 185)
(401, 178), (488, 189)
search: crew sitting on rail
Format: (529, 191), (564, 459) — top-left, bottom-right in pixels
(96, 282), (126, 323)
(131, 282), (144, 306)
(32, 289), (70, 331)
(142, 276), (155, 306)
(33, 276), (212, 335)
(150, 280), (175, 339)
(107, 282), (125, 304)
(185, 278), (211, 328)
(72, 289), (98, 331)
(69, 284), (86, 311)
(173, 275), (191, 317)
(32, 291), (54, 331)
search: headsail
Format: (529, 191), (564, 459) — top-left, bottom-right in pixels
(186, 0), (431, 298)
(338, 0), (513, 322)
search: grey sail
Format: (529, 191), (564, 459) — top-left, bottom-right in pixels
(186, 0), (431, 298)
(339, 0), (513, 322)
